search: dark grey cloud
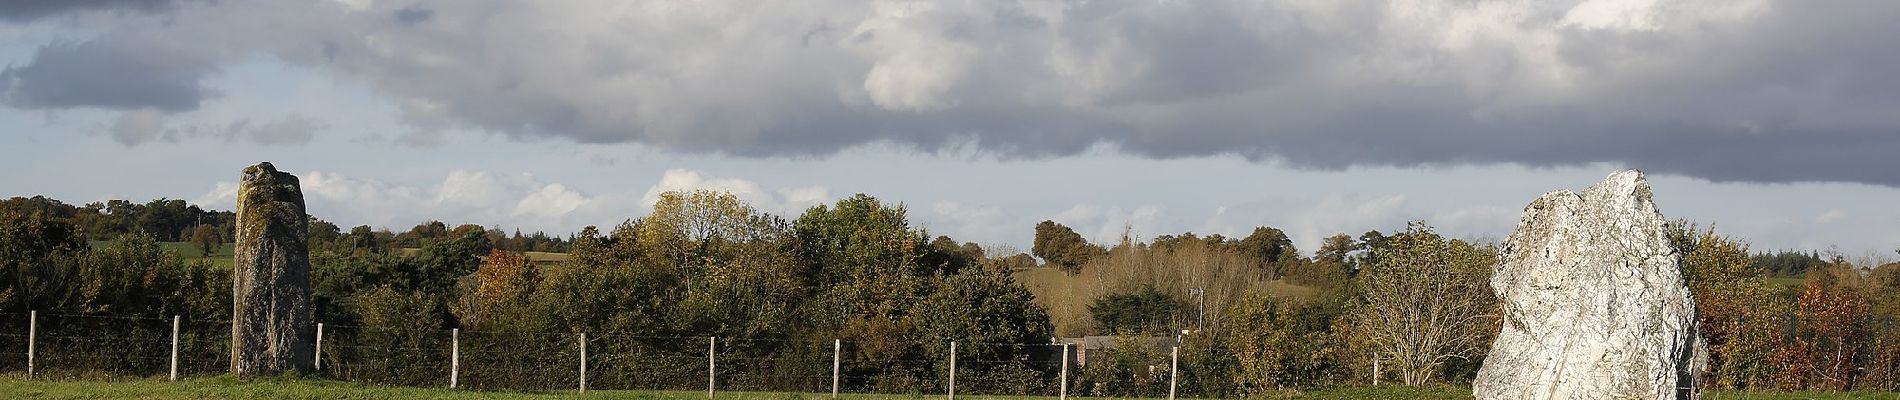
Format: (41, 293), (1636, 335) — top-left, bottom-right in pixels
(0, 0), (179, 23)
(393, 6), (432, 25)
(19, 0), (1900, 186)
(2, 34), (218, 112)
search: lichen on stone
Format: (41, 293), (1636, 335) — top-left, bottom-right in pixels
(231, 162), (314, 377)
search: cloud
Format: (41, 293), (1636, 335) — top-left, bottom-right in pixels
(191, 167), (834, 234)
(2, 34), (218, 112)
(20, 1), (1900, 185)
(0, 0), (182, 23)
(1289, 194), (1410, 252)
(1045, 204), (1167, 244)
(639, 169), (830, 216)
(196, 168), (617, 233)
(107, 108), (168, 146)
(1815, 209), (1847, 224)
(223, 115), (323, 145)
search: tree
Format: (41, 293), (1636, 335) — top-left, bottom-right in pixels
(1226, 293), (1339, 392)
(1679, 226), (1786, 389)
(0, 204), (86, 311)
(1346, 222), (1495, 386)
(453, 249), (538, 330)
(1237, 226), (1298, 269)
(189, 224), (222, 257)
(1089, 285), (1181, 335)
(1774, 276), (1871, 391)
(1033, 220), (1104, 275)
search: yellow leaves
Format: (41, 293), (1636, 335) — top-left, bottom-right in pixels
(454, 249), (535, 329)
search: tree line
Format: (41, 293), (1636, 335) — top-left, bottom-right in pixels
(3, 193), (1900, 394)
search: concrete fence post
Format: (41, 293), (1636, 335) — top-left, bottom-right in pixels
(27, 310), (36, 378)
(170, 315), (180, 381)
(579, 333), (589, 393)
(1168, 345), (1179, 400)
(832, 338), (841, 399)
(314, 323), (324, 371)
(450, 328), (459, 389)
(708, 336), (717, 400)
(947, 341), (956, 400)
(1060, 343), (1070, 400)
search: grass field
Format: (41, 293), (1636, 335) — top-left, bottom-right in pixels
(4, 377), (1898, 400)
(1767, 276), (1807, 288)
(396, 248), (572, 265)
(1010, 267), (1319, 337)
(88, 240), (236, 269)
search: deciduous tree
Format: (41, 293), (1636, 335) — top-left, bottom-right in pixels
(1346, 222), (1495, 386)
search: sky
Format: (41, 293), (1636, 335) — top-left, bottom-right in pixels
(1, 0), (1897, 258)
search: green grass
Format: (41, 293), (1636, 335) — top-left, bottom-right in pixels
(3, 377), (1895, 400)
(1767, 276), (1807, 287)
(87, 240), (234, 269)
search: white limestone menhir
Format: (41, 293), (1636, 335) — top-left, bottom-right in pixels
(1474, 170), (1707, 400)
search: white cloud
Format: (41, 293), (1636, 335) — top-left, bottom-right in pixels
(196, 169), (612, 233)
(637, 169), (833, 217)
(1289, 194), (1409, 253)
(641, 169), (768, 207)
(108, 109), (168, 146)
(1815, 209), (1847, 224)
(192, 180), (239, 209)
(513, 183), (588, 220)
(777, 185), (833, 213)
(1430, 204), (1521, 242)
(1044, 204), (1165, 245)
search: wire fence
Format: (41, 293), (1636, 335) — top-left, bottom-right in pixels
(0, 310), (1209, 398)
(15, 310), (1900, 397)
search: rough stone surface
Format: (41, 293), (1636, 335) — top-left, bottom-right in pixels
(231, 162), (313, 376)
(1474, 170), (1707, 400)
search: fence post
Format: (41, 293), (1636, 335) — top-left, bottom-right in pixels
(1060, 343), (1069, 400)
(832, 338), (841, 399)
(708, 336), (717, 400)
(947, 341), (956, 400)
(1168, 345), (1179, 400)
(1372, 352), (1380, 386)
(314, 322), (324, 371)
(450, 328), (459, 389)
(27, 310), (35, 378)
(579, 333), (589, 393)
(170, 315), (180, 381)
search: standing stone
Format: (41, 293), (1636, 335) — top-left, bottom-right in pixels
(231, 162), (313, 376)
(1474, 170), (1707, 400)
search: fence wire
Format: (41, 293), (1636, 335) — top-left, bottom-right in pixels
(0, 311), (1238, 398)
